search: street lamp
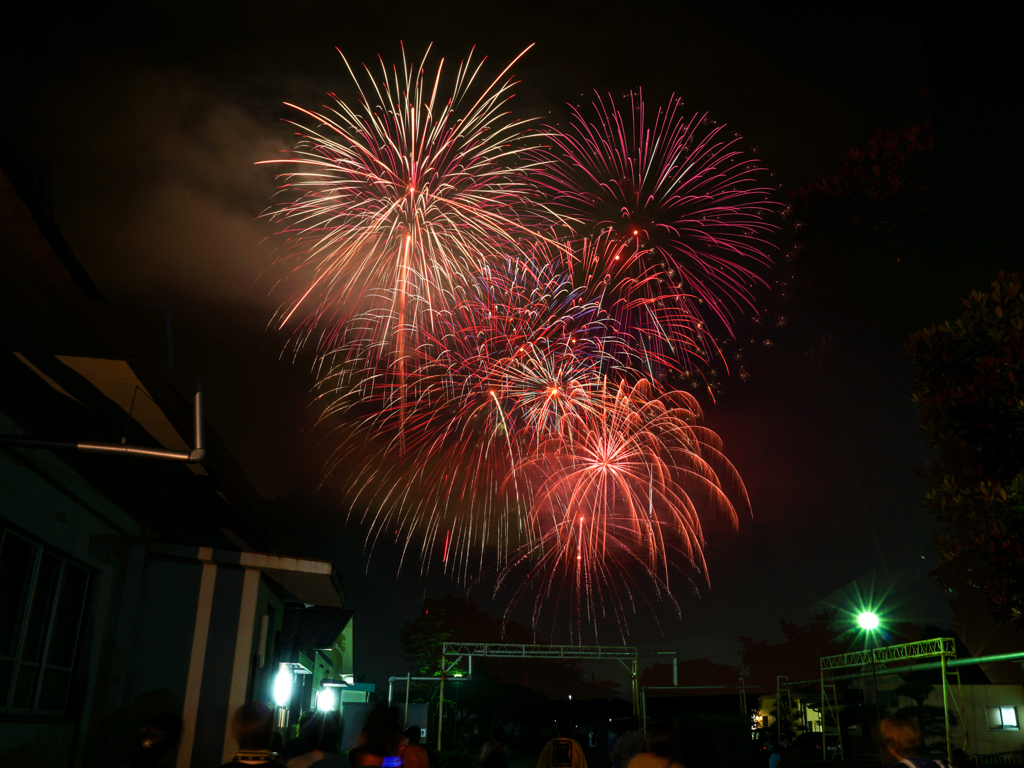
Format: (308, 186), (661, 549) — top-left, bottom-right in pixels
(856, 612), (884, 763)
(273, 664), (294, 729)
(857, 612), (879, 631)
(317, 686), (337, 712)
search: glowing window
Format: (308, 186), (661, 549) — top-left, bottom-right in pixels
(986, 706), (1020, 730)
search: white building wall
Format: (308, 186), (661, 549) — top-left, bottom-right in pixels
(924, 683), (1024, 756)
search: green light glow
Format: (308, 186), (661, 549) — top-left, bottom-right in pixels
(857, 612), (879, 630)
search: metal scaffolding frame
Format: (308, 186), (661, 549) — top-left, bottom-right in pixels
(438, 643), (639, 750)
(776, 676), (793, 744)
(821, 638), (956, 671)
(818, 637), (966, 764)
(442, 643), (638, 661)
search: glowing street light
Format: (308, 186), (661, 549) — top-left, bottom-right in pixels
(273, 665), (293, 707)
(273, 664), (294, 729)
(855, 611), (884, 762)
(316, 687), (337, 712)
(857, 612), (880, 631)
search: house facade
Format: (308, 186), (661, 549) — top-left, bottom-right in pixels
(757, 667), (1024, 759)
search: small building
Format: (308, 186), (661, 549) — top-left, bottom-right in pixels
(758, 644), (1024, 760)
(0, 162), (353, 767)
(918, 680), (1023, 758)
(280, 605), (375, 716)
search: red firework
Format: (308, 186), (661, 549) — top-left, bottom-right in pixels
(498, 379), (748, 640)
(261, 54), (778, 639)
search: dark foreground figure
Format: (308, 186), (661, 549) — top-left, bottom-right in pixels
(879, 714), (949, 768)
(219, 702), (286, 767)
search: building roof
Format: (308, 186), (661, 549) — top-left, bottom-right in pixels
(282, 606), (354, 651)
(0, 159), (328, 566)
(149, 543), (345, 607)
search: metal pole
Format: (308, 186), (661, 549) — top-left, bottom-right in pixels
(739, 677), (747, 719)
(869, 652), (883, 764)
(0, 437), (195, 461)
(833, 683), (845, 763)
(1, 384), (206, 463)
(955, 668), (969, 755)
(389, 678), (394, 707)
(819, 672), (826, 762)
(776, 676), (786, 744)
(194, 385), (205, 456)
(804, 650), (1024, 689)
(405, 673), (411, 728)
(437, 672), (445, 752)
(641, 689), (647, 734)
(643, 686), (728, 691)
(632, 660), (639, 718)
(942, 653), (951, 765)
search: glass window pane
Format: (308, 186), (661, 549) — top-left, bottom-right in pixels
(11, 661), (39, 709)
(0, 533), (37, 657)
(47, 564), (88, 668)
(1002, 707), (1018, 728)
(0, 659), (13, 708)
(37, 667), (71, 713)
(987, 706), (1003, 729)
(20, 554), (60, 664)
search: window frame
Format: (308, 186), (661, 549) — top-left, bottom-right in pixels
(0, 524), (90, 717)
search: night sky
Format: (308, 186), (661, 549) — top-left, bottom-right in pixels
(2, 1), (1020, 693)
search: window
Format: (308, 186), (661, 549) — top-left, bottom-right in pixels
(986, 706), (1020, 731)
(0, 525), (90, 716)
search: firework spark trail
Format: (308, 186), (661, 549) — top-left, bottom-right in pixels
(532, 91), (781, 357)
(499, 516), (688, 642)
(316, 259), (623, 581)
(531, 234), (714, 380)
(319, 258), (614, 443)
(524, 379), (745, 568)
(497, 379), (748, 640)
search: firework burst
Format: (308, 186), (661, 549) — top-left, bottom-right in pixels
(262, 50), (776, 640)
(533, 233), (714, 382)
(261, 44), (543, 361)
(317, 259), (614, 580)
(498, 379), (748, 639)
(533, 91), (780, 346)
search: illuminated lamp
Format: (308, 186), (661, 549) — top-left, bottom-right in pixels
(273, 665), (293, 708)
(857, 612), (879, 631)
(316, 687), (336, 711)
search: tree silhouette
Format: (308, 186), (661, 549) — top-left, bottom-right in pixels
(906, 272), (1024, 625)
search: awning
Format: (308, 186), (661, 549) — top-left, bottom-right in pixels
(148, 543), (345, 607)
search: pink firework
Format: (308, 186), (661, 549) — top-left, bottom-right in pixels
(533, 233), (714, 381)
(533, 91), (780, 343)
